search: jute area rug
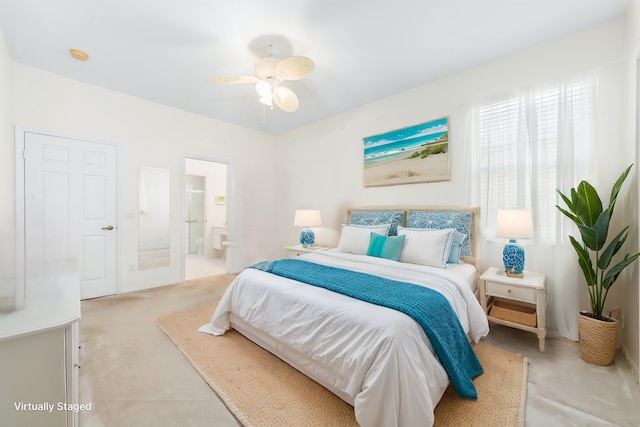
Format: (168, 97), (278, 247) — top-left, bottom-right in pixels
(157, 303), (527, 427)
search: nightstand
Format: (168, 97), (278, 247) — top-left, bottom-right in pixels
(479, 267), (547, 351)
(284, 244), (333, 258)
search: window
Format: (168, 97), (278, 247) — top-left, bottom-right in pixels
(474, 78), (595, 243)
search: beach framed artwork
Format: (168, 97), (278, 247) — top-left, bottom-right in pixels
(363, 117), (450, 187)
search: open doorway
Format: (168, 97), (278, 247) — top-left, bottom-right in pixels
(183, 157), (228, 280)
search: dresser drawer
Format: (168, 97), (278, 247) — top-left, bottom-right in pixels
(485, 281), (536, 303)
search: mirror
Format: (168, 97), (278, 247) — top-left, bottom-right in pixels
(186, 175), (205, 254)
(138, 167), (170, 269)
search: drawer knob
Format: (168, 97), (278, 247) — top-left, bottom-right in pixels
(507, 289), (512, 293)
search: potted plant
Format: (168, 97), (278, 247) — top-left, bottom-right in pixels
(556, 164), (640, 365)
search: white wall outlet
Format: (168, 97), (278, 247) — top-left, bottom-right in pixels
(128, 264), (135, 272)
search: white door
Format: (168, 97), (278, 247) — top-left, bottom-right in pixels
(24, 132), (117, 299)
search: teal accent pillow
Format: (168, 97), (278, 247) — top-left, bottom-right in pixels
(366, 232), (406, 261)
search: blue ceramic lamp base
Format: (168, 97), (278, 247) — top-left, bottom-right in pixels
(300, 228), (315, 247)
(503, 239), (525, 278)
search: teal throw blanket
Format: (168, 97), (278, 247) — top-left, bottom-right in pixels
(251, 258), (482, 398)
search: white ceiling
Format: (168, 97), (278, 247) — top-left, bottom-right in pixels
(0, 0), (629, 135)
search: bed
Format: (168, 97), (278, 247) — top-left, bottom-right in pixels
(199, 207), (489, 427)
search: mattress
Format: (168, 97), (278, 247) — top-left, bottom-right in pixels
(446, 262), (478, 293)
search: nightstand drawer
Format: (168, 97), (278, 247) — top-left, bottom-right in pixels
(284, 245), (334, 258)
(486, 281), (535, 303)
(287, 250), (306, 257)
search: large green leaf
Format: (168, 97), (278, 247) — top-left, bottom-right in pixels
(577, 209), (609, 251)
(569, 236), (596, 286)
(598, 227), (628, 270)
(577, 224), (597, 251)
(556, 204), (580, 224)
(608, 164), (633, 217)
(575, 181), (602, 227)
(569, 187), (590, 225)
(602, 253), (640, 290)
(592, 209), (611, 250)
(556, 191), (581, 224)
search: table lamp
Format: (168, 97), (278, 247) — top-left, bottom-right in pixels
(294, 210), (322, 247)
(496, 209), (533, 277)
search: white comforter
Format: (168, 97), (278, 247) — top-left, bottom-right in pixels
(199, 251), (489, 427)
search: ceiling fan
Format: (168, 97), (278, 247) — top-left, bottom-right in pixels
(210, 45), (314, 112)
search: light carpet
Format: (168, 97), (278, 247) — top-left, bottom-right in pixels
(157, 303), (527, 427)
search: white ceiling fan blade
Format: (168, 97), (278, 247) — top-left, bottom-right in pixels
(209, 76), (259, 84)
(273, 86), (299, 112)
(277, 56), (314, 81)
(255, 57), (280, 80)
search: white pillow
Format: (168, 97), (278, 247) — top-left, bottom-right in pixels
(397, 226), (456, 268)
(337, 224), (390, 255)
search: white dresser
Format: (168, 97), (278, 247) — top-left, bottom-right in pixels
(0, 259), (81, 427)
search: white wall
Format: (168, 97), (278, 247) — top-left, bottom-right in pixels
(624, 1), (640, 380)
(10, 64), (278, 292)
(276, 19), (627, 336)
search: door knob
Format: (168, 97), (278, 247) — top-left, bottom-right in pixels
(101, 225), (114, 231)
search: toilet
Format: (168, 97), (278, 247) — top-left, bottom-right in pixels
(196, 237), (204, 256)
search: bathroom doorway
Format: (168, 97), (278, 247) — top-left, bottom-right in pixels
(183, 158), (228, 279)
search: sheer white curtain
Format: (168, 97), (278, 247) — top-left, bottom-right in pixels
(465, 72), (596, 339)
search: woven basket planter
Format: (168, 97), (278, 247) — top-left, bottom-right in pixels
(578, 308), (620, 366)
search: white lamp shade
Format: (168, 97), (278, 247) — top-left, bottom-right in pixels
(294, 210), (322, 227)
(496, 209), (533, 239)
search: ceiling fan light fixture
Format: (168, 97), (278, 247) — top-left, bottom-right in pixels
(255, 80), (272, 98)
(258, 95), (273, 107)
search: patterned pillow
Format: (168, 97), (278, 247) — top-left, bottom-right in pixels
(407, 211), (473, 256)
(350, 211), (406, 236)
